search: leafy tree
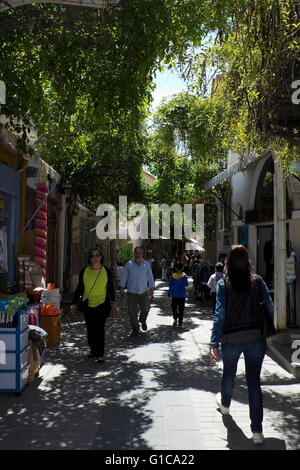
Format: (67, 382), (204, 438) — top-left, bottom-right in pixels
(145, 1), (300, 244)
(145, 91), (233, 243)
(0, 0), (221, 200)
(1, 1), (299, 175)
(1, 0), (299, 286)
(118, 243), (133, 263)
(146, 92), (231, 201)
(173, 0), (300, 164)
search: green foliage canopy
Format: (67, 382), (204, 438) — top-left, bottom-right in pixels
(0, 0), (216, 204)
(0, 0), (299, 206)
(174, 0), (300, 162)
(146, 92), (232, 205)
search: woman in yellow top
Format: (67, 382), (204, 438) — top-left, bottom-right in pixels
(70, 246), (120, 364)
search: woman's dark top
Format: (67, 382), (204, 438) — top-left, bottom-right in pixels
(72, 265), (116, 312)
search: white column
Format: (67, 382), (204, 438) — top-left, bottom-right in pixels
(273, 154), (286, 331)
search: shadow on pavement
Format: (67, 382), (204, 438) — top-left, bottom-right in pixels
(0, 281), (298, 450)
(221, 415), (286, 450)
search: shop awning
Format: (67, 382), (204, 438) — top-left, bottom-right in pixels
(204, 152), (264, 191)
(185, 238), (204, 252)
(204, 153), (300, 191)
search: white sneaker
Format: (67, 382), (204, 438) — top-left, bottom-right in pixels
(252, 433), (264, 445)
(216, 392), (230, 414)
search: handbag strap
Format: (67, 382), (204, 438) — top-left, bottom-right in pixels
(86, 266), (102, 298)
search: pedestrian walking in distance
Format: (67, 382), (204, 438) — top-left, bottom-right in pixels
(168, 261), (189, 327)
(160, 256), (168, 281)
(209, 245), (274, 445)
(119, 246), (155, 336)
(207, 262), (224, 313)
(70, 246), (120, 364)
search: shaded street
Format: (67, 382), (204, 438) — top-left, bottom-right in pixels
(0, 279), (299, 451)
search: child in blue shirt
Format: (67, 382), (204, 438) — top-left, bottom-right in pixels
(168, 261), (189, 327)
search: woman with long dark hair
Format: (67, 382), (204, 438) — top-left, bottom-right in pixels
(70, 246), (120, 364)
(210, 245), (274, 445)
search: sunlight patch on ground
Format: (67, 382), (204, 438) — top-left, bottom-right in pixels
(150, 318), (172, 328)
(262, 383), (300, 396)
(65, 321), (86, 326)
(88, 397), (107, 406)
(94, 370), (111, 379)
(261, 356), (294, 379)
(149, 306), (163, 314)
(154, 280), (167, 287)
(125, 343), (172, 364)
(173, 342), (205, 361)
(118, 388), (145, 403)
(138, 368), (159, 389)
(187, 318), (205, 326)
(38, 363), (67, 391)
(154, 289), (169, 297)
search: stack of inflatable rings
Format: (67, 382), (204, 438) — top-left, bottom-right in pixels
(35, 182), (48, 279)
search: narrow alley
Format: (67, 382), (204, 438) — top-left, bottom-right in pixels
(0, 279), (299, 452)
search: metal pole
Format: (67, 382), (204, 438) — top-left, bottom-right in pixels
(18, 181), (57, 238)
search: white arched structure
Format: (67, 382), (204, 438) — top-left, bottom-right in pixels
(0, 0), (120, 13)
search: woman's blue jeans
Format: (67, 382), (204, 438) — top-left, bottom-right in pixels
(221, 337), (267, 433)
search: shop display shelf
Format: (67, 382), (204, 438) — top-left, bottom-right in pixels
(0, 308), (29, 395)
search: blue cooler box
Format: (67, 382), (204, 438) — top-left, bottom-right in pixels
(0, 308), (29, 394)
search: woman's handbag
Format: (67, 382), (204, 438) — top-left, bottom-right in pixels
(78, 267), (102, 313)
(258, 278), (277, 338)
(262, 303), (277, 338)
(78, 297), (88, 313)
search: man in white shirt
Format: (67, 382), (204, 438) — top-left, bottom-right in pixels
(120, 247), (155, 336)
(207, 262), (224, 313)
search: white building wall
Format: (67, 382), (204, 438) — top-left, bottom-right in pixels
(230, 154), (270, 215)
(289, 216), (300, 326)
(227, 152), (300, 327)
(229, 153), (271, 271)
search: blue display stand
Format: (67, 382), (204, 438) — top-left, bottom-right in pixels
(0, 308), (29, 395)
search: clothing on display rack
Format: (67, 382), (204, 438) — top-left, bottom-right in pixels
(286, 241), (297, 328)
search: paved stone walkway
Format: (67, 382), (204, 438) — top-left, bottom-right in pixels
(0, 279), (299, 452)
